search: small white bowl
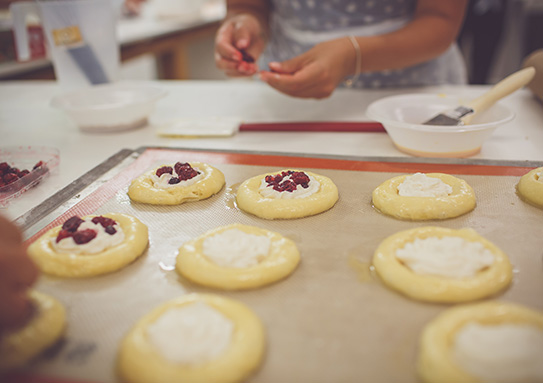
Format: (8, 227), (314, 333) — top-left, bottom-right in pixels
(51, 83), (167, 132)
(366, 93), (515, 157)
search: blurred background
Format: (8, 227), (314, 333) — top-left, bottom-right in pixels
(0, 0), (542, 85)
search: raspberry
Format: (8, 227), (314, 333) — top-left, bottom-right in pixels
(239, 49), (255, 63)
(73, 229), (97, 244)
(0, 162), (9, 175)
(290, 171), (310, 185)
(168, 177), (181, 184)
(91, 216), (116, 228)
(62, 216), (84, 232)
(56, 229), (73, 243)
(33, 161), (44, 170)
(156, 166), (173, 177)
(3, 173), (18, 185)
(174, 162), (199, 181)
(17, 170), (30, 178)
(105, 226), (117, 235)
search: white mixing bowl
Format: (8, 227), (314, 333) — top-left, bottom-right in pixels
(366, 93), (515, 157)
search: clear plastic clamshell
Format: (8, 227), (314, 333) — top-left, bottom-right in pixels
(0, 146), (60, 207)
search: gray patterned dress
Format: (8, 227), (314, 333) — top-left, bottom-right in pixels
(260, 0), (467, 88)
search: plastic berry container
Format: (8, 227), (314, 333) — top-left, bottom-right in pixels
(0, 146), (60, 207)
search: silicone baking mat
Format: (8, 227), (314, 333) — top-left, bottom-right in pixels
(10, 148), (543, 383)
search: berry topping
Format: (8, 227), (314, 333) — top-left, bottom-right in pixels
(91, 216), (116, 228)
(62, 216), (84, 232)
(174, 162), (200, 181)
(73, 229), (97, 245)
(156, 166), (173, 177)
(168, 177), (181, 184)
(56, 229), (73, 243)
(265, 170), (311, 192)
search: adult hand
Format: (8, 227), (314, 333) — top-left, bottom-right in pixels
(0, 215), (39, 336)
(259, 37), (355, 99)
(214, 14), (266, 77)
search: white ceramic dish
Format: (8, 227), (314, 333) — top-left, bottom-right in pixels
(366, 94), (515, 157)
(51, 83), (167, 132)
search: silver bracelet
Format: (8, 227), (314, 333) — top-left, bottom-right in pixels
(344, 35), (361, 88)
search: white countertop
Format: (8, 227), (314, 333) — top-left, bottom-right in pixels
(1, 79), (542, 220)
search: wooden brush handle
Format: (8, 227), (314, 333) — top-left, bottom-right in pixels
(463, 67), (535, 124)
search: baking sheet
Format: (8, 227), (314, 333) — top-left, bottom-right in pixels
(12, 148), (543, 383)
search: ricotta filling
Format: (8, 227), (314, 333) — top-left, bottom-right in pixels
(146, 302), (234, 365)
(202, 228), (271, 268)
(395, 236), (494, 278)
(259, 174), (320, 199)
(453, 322), (543, 383)
(397, 173), (453, 197)
(150, 167), (204, 189)
(51, 220), (125, 254)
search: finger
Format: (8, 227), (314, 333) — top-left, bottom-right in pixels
(0, 288), (33, 331)
(0, 215), (23, 244)
(232, 21), (252, 50)
(237, 61), (258, 75)
(215, 23), (242, 62)
(215, 54), (241, 72)
(268, 55), (306, 75)
(260, 69), (334, 99)
(0, 245), (39, 287)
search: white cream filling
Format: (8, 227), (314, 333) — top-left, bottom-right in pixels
(259, 173), (320, 199)
(453, 322), (543, 383)
(146, 302), (234, 365)
(397, 173), (453, 197)
(395, 236), (494, 278)
(51, 219), (125, 255)
(202, 228), (271, 268)
(150, 166), (204, 189)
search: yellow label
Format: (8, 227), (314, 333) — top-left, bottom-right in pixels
(51, 26), (83, 46)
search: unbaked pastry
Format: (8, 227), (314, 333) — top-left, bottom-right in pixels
(118, 293), (265, 383)
(372, 173), (476, 220)
(236, 169), (338, 219)
(27, 213), (148, 278)
(417, 301), (543, 383)
(0, 290), (66, 371)
(517, 166), (543, 208)
(176, 223), (300, 290)
(128, 162), (225, 205)
(372, 226), (512, 303)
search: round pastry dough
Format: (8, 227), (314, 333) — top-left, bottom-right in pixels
(517, 166), (543, 208)
(417, 301), (543, 383)
(27, 213), (148, 278)
(372, 226), (512, 303)
(118, 293), (265, 383)
(128, 162), (225, 205)
(236, 169), (339, 219)
(176, 223), (300, 290)
(372, 173), (476, 220)
(0, 290), (66, 371)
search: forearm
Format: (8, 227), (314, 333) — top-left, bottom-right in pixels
(225, 0), (270, 33)
(354, 0), (468, 73)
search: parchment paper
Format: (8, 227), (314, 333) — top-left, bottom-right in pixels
(19, 151), (543, 383)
